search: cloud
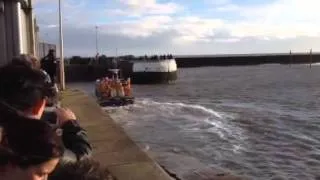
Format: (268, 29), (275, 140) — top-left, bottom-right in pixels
(109, 0), (183, 16)
(99, 15), (173, 37)
(213, 0), (320, 39)
(40, 23), (177, 56)
(96, 15), (225, 43)
(205, 0), (230, 5)
(172, 16), (225, 43)
(34, 0), (320, 56)
(33, 0), (52, 4)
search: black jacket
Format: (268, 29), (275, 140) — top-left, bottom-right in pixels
(41, 111), (92, 162)
(60, 120), (92, 162)
(41, 55), (57, 75)
(0, 101), (92, 163)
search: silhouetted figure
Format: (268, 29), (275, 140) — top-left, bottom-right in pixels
(41, 49), (57, 85)
(111, 57), (118, 69)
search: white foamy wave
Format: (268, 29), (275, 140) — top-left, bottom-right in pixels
(101, 105), (137, 126)
(305, 63), (320, 66)
(137, 98), (224, 119)
(101, 104), (134, 112)
(102, 98), (246, 153)
(140, 99), (244, 142)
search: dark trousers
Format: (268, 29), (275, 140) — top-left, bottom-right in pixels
(48, 71), (56, 84)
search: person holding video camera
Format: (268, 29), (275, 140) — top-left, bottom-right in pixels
(0, 61), (92, 163)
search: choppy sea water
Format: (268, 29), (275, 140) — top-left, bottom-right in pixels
(71, 64), (320, 180)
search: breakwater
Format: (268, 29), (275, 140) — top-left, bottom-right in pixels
(175, 53), (320, 67)
(59, 53), (319, 82)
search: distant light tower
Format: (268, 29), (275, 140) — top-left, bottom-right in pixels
(58, 0), (65, 90)
(95, 25), (99, 56)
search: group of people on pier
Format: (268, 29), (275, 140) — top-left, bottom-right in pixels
(0, 50), (116, 180)
(137, 54), (174, 61)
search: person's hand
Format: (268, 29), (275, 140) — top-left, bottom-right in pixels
(55, 107), (77, 126)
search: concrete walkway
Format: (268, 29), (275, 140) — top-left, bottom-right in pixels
(61, 89), (173, 180)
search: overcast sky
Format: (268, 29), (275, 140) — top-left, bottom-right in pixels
(34, 0), (320, 57)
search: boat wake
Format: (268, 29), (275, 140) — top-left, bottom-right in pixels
(102, 98), (248, 177)
(139, 99), (223, 118)
(103, 98), (226, 125)
(103, 98), (246, 151)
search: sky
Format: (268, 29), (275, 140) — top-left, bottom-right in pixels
(34, 0), (320, 57)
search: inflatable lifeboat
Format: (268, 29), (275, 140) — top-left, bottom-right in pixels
(95, 69), (134, 107)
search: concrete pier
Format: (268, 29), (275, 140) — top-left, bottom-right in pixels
(61, 89), (173, 180)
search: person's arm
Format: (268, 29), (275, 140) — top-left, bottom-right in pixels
(60, 120), (92, 160)
(41, 110), (81, 163)
(56, 108), (92, 161)
(40, 69), (52, 84)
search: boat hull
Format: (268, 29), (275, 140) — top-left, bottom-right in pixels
(95, 89), (134, 107)
(98, 97), (134, 107)
(130, 71), (177, 84)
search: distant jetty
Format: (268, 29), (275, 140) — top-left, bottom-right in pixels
(175, 51), (319, 67)
(120, 55), (178, 84)
(58, 51), (319, 82)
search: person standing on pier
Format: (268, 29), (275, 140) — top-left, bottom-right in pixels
(41, 49), (57, 85)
